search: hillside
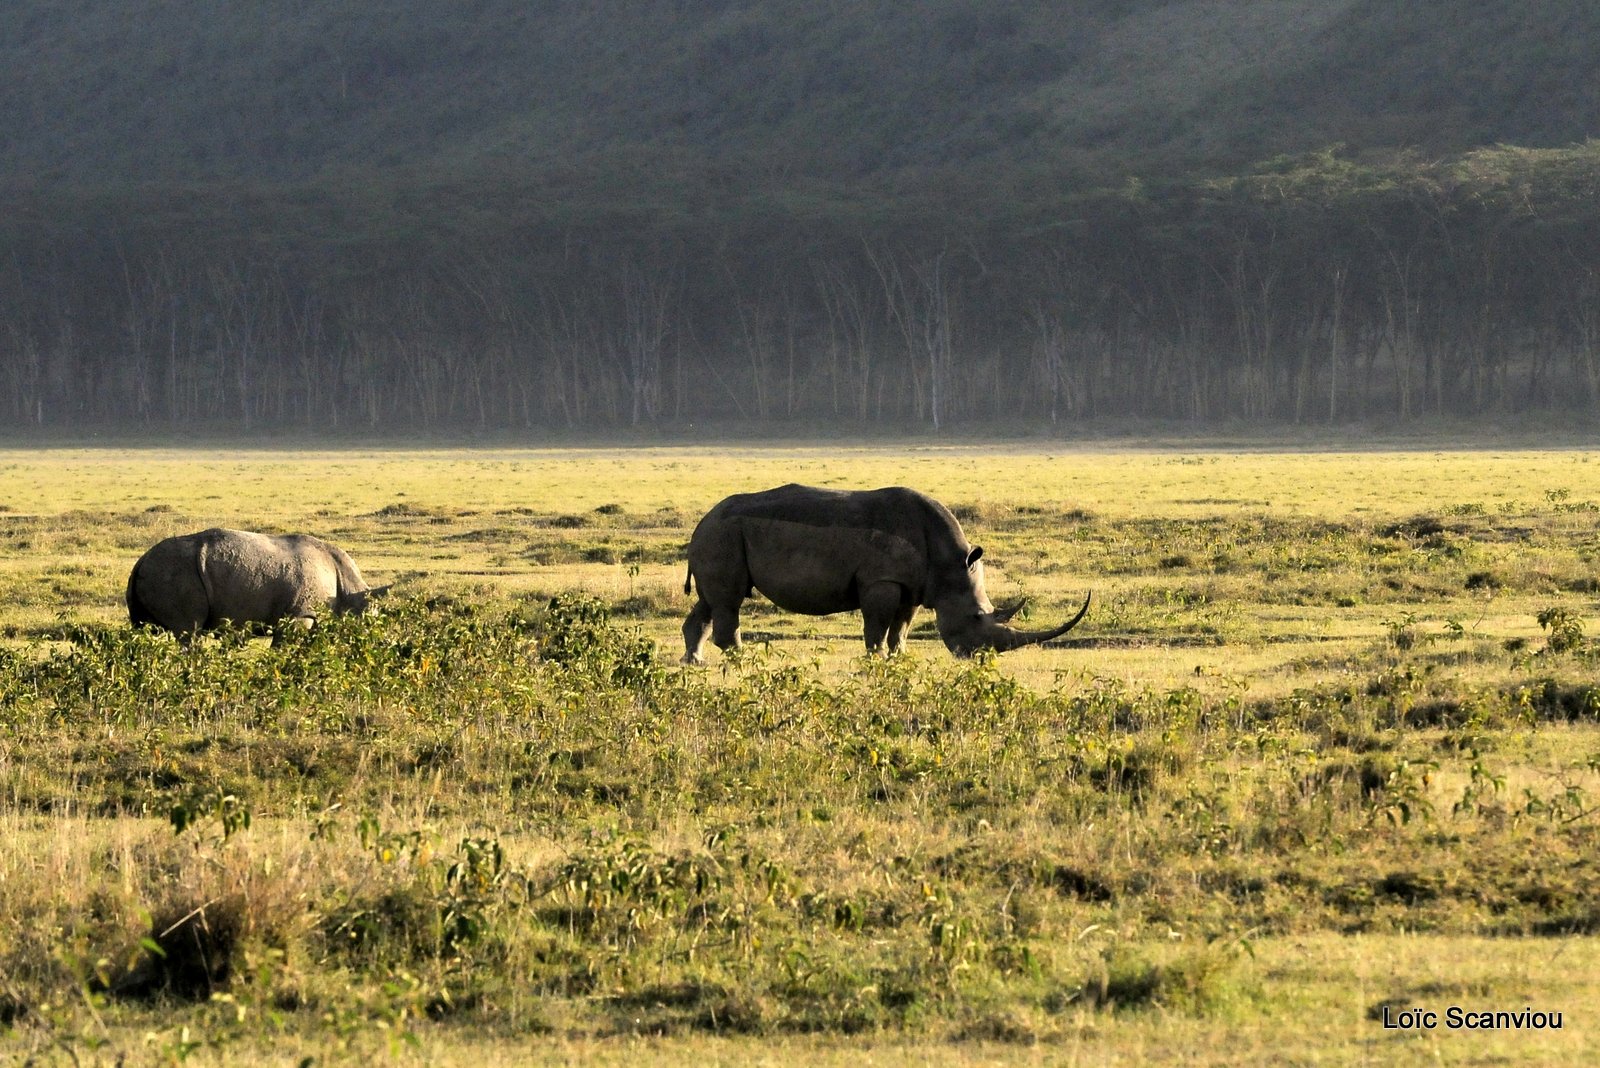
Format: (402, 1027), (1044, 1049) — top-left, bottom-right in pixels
(3, 0), (1598, 188)
(4, 2), (1600, 434)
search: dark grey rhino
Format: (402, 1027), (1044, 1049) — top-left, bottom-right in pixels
(126, 527), (388, 635)
(680, 484), (1089, 662)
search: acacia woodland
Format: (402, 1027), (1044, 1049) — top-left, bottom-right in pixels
(6, 147), (1600, 431)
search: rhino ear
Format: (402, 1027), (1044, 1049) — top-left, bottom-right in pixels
(966, 546), (984, 568)
(366, 584), (393, 600)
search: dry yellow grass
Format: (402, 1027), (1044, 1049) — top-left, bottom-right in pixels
(3, 441), (1599, 1065)
(5, 443), (1598, 518)
(5, 441), (1597, 660)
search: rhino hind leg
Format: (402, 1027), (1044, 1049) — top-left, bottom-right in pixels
(130, 563), (209, 634)
(681, 600), (714, 665)
(681, 585), (744, 664)
(710, 605), (742, 653)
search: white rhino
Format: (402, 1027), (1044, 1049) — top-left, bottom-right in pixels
(126, 527), (387, 635)
(681, 484), (1089, 662)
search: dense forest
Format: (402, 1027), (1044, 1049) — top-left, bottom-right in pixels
(3, 1), (1599, 431)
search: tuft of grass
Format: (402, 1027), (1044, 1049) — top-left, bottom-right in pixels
(111, 897), (245, 1001)
(1082, 941), (1250, 1016)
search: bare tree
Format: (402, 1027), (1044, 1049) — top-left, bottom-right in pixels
(867, 243), (955, 429)
(610, 256), (675, 426)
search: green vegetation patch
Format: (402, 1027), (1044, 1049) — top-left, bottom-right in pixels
(2, 596), (1598, 1059)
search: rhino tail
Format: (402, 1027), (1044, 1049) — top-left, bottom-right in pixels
(683, 563), (694, 596)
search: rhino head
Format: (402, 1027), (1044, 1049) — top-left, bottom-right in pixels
(932, 545), (1090, 657)
(335, 583), (392, 615)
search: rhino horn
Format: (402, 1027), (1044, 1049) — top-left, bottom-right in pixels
(973, 592), (1091, 654)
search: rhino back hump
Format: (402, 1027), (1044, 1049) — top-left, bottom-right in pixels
(199, 529), (340, 624)
(279, 534), (368, 596)
(711, 485), (934, 539)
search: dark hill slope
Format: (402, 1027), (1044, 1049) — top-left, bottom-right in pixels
(1, 0), (1596, 187)
(1197, 0), (1600, 160)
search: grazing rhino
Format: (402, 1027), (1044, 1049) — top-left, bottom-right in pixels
(680, 484), (1089, 662)
(126, 528), (388, 635)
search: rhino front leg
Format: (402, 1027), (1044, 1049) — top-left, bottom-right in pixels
(270, 615), (316, 648)
(681, 600), (714, 665)
(888, 603), (916, 655)
(860, 581), (907, 655)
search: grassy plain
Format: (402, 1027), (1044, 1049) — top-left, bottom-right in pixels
(2, 442), (1599, 1065)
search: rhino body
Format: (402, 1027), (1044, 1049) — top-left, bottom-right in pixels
(681, 484), (1088, 662)
(127, 528), (385, 635)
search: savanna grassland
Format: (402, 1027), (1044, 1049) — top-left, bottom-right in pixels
(2, 442), (1600, 1066)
